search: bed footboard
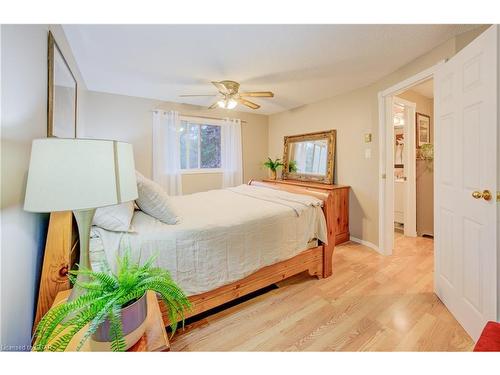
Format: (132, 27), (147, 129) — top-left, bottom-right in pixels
(159, 179), (338, 325)
(248, 179), (337, 278)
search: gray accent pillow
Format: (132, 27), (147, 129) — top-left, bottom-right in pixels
(92, 201), (135, 232)
(135, 171), (179, 224)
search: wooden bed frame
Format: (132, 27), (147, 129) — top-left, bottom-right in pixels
(33, 180), (341, 330)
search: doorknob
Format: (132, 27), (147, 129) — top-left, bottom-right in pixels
(472, 190), (492, 200)
(482, 190), (492, 201)
(472, 191), (482, 199)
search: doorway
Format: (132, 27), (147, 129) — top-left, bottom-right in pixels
(392, 97), (417, 238)
(378, 64), (439, 256)
(392, 80), (434, 243)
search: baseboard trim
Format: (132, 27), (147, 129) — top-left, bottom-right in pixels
(349, 236), (381, 254)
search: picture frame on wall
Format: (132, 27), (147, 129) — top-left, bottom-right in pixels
(416, 112), (431, 147)
(47, 31), (77, 138)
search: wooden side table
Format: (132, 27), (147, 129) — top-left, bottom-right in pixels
(38, 290), (170, 352)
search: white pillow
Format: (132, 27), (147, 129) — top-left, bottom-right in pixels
(92, 201), (135, 232)
(135, 172), (179, 224)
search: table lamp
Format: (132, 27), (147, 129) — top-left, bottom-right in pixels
(24, 138), (138, 301)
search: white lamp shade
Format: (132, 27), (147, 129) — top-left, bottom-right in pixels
(24, 138), (138, 212)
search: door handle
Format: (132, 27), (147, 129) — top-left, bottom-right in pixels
(472, 190), (492, 201)
(482, 190), (492, 201)
(472, 191), (482, 199)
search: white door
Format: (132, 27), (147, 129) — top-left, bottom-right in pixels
(434, 25), (498, 341)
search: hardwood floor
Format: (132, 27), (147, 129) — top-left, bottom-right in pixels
(170, 236), (474, 351)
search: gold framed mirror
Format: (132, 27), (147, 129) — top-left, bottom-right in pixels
(48, 31), (77, 138)
(282, 130), (336, 184)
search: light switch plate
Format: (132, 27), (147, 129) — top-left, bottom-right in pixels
(365, 149), (371, 159)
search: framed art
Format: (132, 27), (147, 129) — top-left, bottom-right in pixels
(416, 112), (431, 147)
(48, 31), (77, 138)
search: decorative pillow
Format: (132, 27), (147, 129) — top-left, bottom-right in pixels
(135, 172), (179, 224)
(92, 201), (135, 232)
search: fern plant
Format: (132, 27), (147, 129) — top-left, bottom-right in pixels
(288, 160), (298, 173)
(33, 252), (191, 352)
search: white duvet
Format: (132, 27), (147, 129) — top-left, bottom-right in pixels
(90, 184), (327, 296)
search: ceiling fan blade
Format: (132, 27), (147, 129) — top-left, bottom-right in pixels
(208, 102), (219, 109)
(239, 91), (274, 98)
(238, 98), (260, 109)
(211, 81), (229, 94)
(179, 94), (217, 97)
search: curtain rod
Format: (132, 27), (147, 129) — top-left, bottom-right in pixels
(151, 110), (247, 124)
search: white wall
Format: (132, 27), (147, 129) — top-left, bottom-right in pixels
(0, 24), (84, 350)
(1, 24), (48, 351)
(82, 90), (269, 193)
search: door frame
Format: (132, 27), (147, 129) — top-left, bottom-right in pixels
(378, 62), (444, 255)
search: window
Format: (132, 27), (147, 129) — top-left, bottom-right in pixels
(179, 118), (222, 172)
(393, 103), (405, 126)
(299, 141), (327, 175)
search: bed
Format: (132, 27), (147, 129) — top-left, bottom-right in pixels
(34, 180), (339, 328)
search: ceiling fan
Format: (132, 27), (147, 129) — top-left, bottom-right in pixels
(179, 80), (274, 110)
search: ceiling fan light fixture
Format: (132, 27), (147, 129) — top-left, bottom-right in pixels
(227, 98), (237, 109)
(188, 80), (273, 110)
(217, 98), (238, 109)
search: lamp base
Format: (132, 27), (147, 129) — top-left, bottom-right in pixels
(68, 208), (96, 302)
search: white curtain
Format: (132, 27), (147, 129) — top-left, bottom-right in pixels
(221, 118), (243, 187)
(152, 110), (183, 195)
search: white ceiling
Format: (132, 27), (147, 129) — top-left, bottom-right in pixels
(63, 25), (477, 114)
(409, 79), (434, 99)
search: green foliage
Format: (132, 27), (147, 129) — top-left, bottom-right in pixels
(180, 124), (221, 169)
(419, 143), (434, 161)
(263, 157), (284, 172)
(200, 125), (221, 168)
(288, 160), (298, 173)
(33, 252), (191, 352)
(418, 143), (434, 172)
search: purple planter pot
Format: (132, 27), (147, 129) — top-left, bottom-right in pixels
(92, 293), (148, 343)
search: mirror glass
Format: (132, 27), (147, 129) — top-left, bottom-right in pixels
(53, 47), (77, 137)
(288, 139), (328, 176)
(48, 32), (77, 138)
(282, 130), (336, 184)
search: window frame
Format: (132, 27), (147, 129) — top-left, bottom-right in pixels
(179, 115), (224, 175)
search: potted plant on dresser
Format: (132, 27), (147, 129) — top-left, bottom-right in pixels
(263, 157), (284, 180)
(33, 252), (191, 352)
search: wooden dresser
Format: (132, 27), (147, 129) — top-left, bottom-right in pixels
(261, 179), (350, 245)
